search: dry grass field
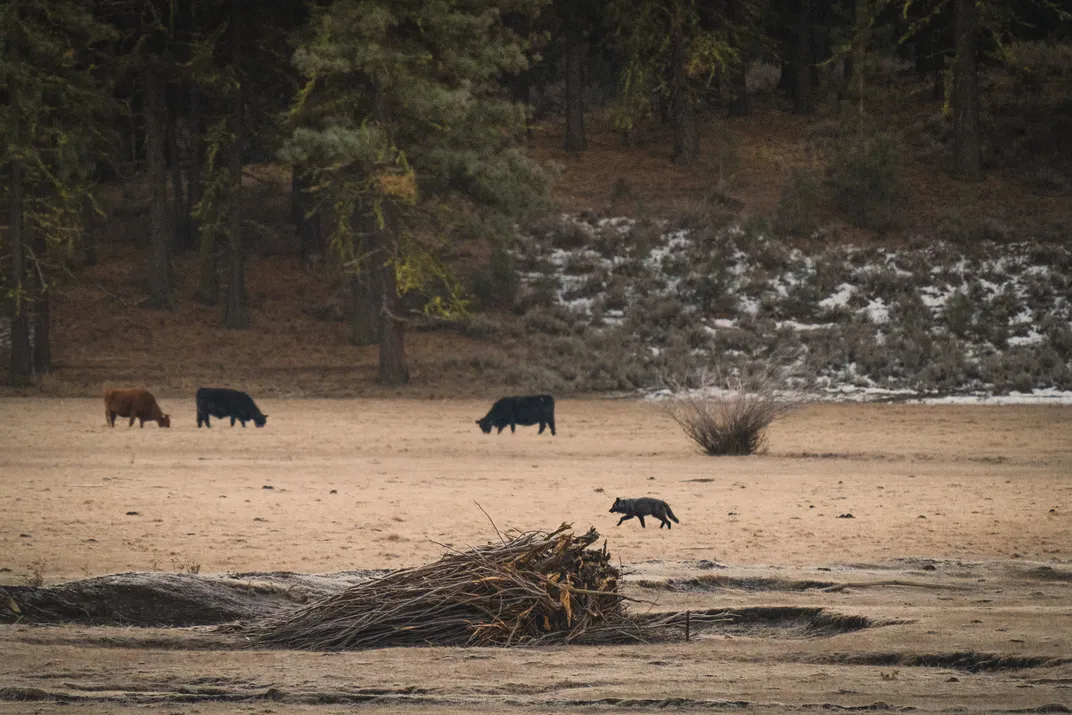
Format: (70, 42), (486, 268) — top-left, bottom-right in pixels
(2, 398), (1071, 714)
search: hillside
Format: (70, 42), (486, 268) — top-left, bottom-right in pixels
(4, 89), (1072, 399)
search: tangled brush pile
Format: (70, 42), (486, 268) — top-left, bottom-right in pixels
(247, 525), (649, 650)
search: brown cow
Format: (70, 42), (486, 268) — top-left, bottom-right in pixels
(104, 388), (171, 428)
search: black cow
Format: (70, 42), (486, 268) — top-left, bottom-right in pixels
(476, 394), (556, 435)
(196, 387), (268, 428)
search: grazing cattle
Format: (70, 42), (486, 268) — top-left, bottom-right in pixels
(476, 394), (555, 435)
(196, 387), (268, 428)
(104, 388), (170, 428)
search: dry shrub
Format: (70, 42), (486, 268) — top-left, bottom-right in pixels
(775, 167), (823, 236)
(660, 359), (800, 456)
(825, 131), (905, 232)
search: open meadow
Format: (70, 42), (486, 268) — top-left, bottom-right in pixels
(1, 398), (1071, 714)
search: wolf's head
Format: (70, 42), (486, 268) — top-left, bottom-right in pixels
(609, 497), (627, 514)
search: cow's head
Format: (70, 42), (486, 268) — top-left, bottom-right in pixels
(159, 414), (172, 428)
(476, 417), (492, 434)
(254, 414), (268, 428)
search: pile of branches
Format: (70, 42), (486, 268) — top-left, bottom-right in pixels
(247, 525), (652, 650)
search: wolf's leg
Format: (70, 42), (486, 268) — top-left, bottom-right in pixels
(617, 514), (634, 526)
(638, 515), (646, 528)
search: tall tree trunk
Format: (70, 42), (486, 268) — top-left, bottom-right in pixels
(374, 202), (408, 385)
(223, 0), (249, 329)
(728, 59), (749, 117)
(8, 148), (33, 387)
(933, 52), (945, 101)
(144, 63), (175, 310)
(349, 204), (381, 345)
(850, 0), (870, 114)
(195, 229), (218, 304)
(190, 82), (213, 304)
(82, 195), (98, 267)
(378, 264), (408, 385)
(670, 19), (699, 165)
(793, 0), (814, 114)
(167, 108), (189, 251)
(294, 164), (322, 264)
(952, 0), (982, 181)
(187, 82), (204, 248)
(350, 271), (380, 346)
(290, 164), (302, 226)
(8, 0), (31, 386)
(727, 1), (749, 117)
(779, 57), (795, 101)
(509, 68), (533, 140)
(32, 233), (51, 374)
(562, 27), (587, 153)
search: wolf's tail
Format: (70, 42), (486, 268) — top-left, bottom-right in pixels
(665, 506), (680, 523)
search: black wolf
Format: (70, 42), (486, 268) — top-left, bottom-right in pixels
(609, 497), (680, 529)
(476, 395), (556, 435)
(196, 387), (268, 428)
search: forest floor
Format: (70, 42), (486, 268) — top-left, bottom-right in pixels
(1, 88), (1069, 399)
(2, 399), (1071, 713)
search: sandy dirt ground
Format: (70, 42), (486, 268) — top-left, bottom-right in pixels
(2, 399), (1071, 714)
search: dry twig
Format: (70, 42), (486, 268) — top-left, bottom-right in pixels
(247, 525), (668, 650)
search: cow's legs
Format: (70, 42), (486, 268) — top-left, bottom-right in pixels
(496, 425), (505, 434)
(128, 416), (136, 427)
(107, 411), (116, 427)
(139, 418), (145, 428)
(240, 419), (246, 427)
(549, 417), (556, 436)
(510, 422), (516, 433)
(616, 514), (634, 527)
(538, 422), (546, 434)
(230, 416), (236, 427)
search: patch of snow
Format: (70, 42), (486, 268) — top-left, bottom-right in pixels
(918, 389), (1072, 405)
(819, 283), (856, 309)
(776, 320), (836, 332)
(737, 295), (760, 315)
(1007, 331), (1044, 347)
(865, 298), (890, 325)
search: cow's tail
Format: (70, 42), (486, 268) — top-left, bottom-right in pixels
(665, 506), (680, 524)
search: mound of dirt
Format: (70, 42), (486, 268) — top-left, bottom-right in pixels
(0, 571), (352, 627)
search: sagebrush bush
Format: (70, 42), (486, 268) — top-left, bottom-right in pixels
(826, 132), (905, 232)
(469, 247), (518, 310)
(775, 167), (823, 236)
(660, 363), (798, 456)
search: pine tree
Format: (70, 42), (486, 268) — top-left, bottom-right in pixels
(0, 0), (114, 385)
(608, 0), (740, 164)
(284, 0), (552, 385)
(900, 0), (1070, 182)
